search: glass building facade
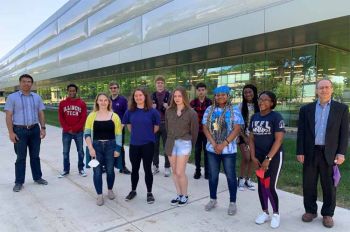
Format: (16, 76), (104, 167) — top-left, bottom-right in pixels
(31, 43), (349, 127)
(0, 1), (349, 131)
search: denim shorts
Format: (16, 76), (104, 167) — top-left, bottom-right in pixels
(171, 139), (192, 156)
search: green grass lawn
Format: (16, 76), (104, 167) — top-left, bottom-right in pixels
(45, 109), (60, 127)
(44, 109), (350, 209)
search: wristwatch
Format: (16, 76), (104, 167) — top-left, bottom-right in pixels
(265, 156), (272, 161)
(41, 126), (46, 130)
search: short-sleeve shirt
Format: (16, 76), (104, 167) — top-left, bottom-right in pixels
(122, 108), (160, 145)
(111, 95), (128, 120)
(249, 111), (285, 158)
(4, 91), (45, 125)
(202, 105), (244, 154)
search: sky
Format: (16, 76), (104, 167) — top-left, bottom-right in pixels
(0, 0), (69, 59)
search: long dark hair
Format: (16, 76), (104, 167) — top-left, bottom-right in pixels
(241, 84), (259, 129)
(128, 87), (153, 111)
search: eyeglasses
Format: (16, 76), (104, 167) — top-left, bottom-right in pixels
(317, 86), (332, 90)
(109, 87), (118, 89)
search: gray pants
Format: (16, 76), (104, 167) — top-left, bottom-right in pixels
(153, 122), (170, 168)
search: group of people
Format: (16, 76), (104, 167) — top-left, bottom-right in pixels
(4, 74), (348, 229)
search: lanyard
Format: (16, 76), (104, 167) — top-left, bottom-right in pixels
(19, 92), (36, 125)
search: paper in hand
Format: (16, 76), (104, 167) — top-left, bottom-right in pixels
(333, 165), (341, 187)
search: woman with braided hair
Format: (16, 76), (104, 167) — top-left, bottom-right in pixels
(237, 84), (260, 191)
(202, 86), (244, 215)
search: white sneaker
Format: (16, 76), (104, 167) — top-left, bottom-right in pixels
(108, 190), (115, 200)
(57, 171), (69, 178)
(227, 202), (237, 215)
(245, 178), (255, 191)
(79, 170), (87, 177)
(204, 199), (217, 211)
(255, 212), (270, 224)
(164, 168), (171, 177)
(238, 177), (245, 191)
(96, 195), (104, 206)
(152, 165), (159, 175)
(270, 213), (280, 229)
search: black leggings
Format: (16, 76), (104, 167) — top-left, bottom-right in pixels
(257, 151), (283, 213)
(129, 142), (154, 192)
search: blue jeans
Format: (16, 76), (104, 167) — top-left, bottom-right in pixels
(207, 151), (237, 202)
(114, 127), (125, 169)
(93, 140), (116, 194)
(13, 124), (42, 184)
(62, 131), (85, 172)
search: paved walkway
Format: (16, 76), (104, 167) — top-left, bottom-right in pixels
(0, 112), (348, 232)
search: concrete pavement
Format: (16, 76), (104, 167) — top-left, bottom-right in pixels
(0, 112), (349, 232)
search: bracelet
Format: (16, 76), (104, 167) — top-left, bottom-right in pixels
(225, 138), (230, 144)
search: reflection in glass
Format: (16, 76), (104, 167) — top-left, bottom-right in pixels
(31, 44), (349, 128)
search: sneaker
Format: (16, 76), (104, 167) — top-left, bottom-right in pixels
(13, 183), (23, 192)
(120, 167), (131, 175)
(193, 171), (201, 179)
(271, 213), (280, 228)
(164, 168), (171, 177)
(227, 202), (237, 215)
(147, 192), (155, 204)
(125, 191), (137, 201)
(152, 165), (159, 175)
(255, 212), (270, 224)
(58, 171), (69, 178)
(35, 178), (48, 185)
(205, 199), (217, 211)
(245, 178), (255, 191)
(96, 195), (104, 206)
(238, 177), (245, 191)
(108, 190), (115, 200)
(178, 195), (188, 206)
(170, 195), (182, 206)
(79, 170), (87, 177)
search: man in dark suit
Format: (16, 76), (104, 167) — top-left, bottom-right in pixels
(296, 79), (348, 228)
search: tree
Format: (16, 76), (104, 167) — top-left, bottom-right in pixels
(275, 82), (301, 102)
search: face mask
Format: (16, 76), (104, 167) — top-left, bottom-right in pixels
(88, 159), (100, 168)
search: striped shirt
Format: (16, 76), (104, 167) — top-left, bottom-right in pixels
(4, 91), (45, 125)
(315, 99), (331, 145)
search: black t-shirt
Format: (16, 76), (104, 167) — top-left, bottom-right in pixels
(249, 111), (285, 158)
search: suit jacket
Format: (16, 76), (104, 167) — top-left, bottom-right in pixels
(296, 100), (349, 166)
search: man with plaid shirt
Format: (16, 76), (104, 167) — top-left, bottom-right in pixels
(190, 82), (212, 179)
